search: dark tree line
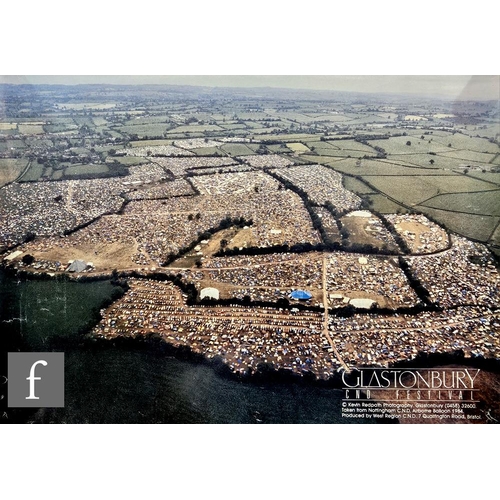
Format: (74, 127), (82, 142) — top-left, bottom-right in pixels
(161, 216), (253, 266)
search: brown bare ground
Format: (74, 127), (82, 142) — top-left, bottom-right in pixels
(329, 289), (392, 308)
(396, 221), (434, 249)
(341, 216), (399, 253)
(169, 226), (255, 269)
(32, 239), (140, 271)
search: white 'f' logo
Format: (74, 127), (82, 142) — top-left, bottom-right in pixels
(26, 360), (48, 400)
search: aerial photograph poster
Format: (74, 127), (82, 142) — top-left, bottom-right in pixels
(0, 75), (498, 424)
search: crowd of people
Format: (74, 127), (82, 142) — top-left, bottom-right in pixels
(92, 278), (337, 378)
(271, 164), (362, 212)
(178, 250), (420, 308)
(384, 213), (449, 254)
(149, 156), (236, 177)
(314, 207), (340, 240)
(326, 253), (420, 308)
(186, 164), (253, 176)
(180, 252), (324, 302)
(238, 154), (293, 169)
(119, 145), (192, 157)
(124, 162), (171, 184)
(330, 305), (499, 366)
(0, 178), (124, 249)
(405, 235), (499, 308)
(14, 172), (319, 269)
(186, 172), (320, 247)
(126, 179), (194, 200)
(342, 210), (399, 249)
(173, 138), (222, 149)
(91, 278), (500, 377)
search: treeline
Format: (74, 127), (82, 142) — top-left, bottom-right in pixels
(161, 216), (253, 266)
(197, 295), (324, 313)
(190, 288), (438, 316)
(376, 212), (412, 254)
(215, 241), (326, 258)
(398, 256), (433, 306)
(60, 198), (128, 237)
(265, 169), (331, 245)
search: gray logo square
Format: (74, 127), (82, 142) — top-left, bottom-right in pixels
(8, 353), (64, 408)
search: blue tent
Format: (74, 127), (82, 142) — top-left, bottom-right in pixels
(290, 290), (312, 300)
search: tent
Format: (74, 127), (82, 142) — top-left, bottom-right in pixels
(349, 298), (376, 309)
(200, 287), (220, 300)
(66, 260), (87, 272)
(290, 290), (312, 300)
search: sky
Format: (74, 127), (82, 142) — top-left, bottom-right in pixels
(0, 75), (498, 100)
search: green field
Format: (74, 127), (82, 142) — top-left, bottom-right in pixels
(368, 136), (452, 155)
(167, 124), (223, 134)
(313, 114), (352, 123)
(0, 122), (17, 130)
(220, 143), (257, 156)
(18, 124), (45, 135)
(490, 224), (500, 247)
(420, 190), (500, 216)
(231, 112), (271, 120)
(387, 153), (490, 170)
(220, 123), (248, 131)
(421, 175), (498, 193)
(44, 123), (79, 133)
(306, 141), (339, 151)
(112, 156), (148, 166)
(25, 138), (53, 149)
(116, 124), (170, 138)
(363, 174), (498, 207)
(253, 133), (320, 142)
(340, 114), (392, 125)
(64, 164), (110, 176)
(286, 142), (311, 153)
(415, 207), (499, 243)
(298, 155), (345, 166)
(432, 133), (500, 153)
(364, 176), (441, 206)
(342, 176), (377, 195)
(19, 161), (44, 181)
(328, 158), (456, 176)
(472, 125), (500, 141)
(103, 129), (123, 139)
(436, 150), (498, 164)
(0, 139), (26, 151)
(0, 158), (29, 186)
(363, 193), (408, 214)
(91, 117), (108, 127)
(265, 144), (292, 154)
(192, 147), (222, 156)
(407, 129), (452, 138)
(243, 121), (264, 129)
(130, 139), (174, 148)
(268, 112), (313, 123)
(72, 116), (95, 128)
(123, 116), (170, 126)
(61, 102), (116, 110)
(328, 139), (378, 153)
(466, 171), (500, 185)
(312, 148), (361, 158)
